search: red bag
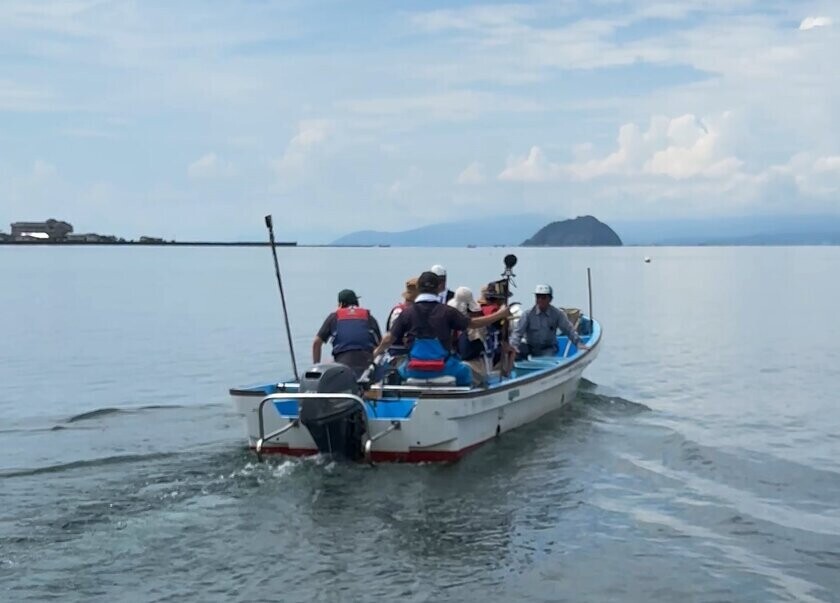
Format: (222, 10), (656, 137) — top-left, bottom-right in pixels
(407, 358), (446, 371)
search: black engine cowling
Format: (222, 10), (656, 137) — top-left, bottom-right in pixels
(298, 363), (366, 460)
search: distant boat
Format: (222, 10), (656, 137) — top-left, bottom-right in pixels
(644, 256), (651, 263)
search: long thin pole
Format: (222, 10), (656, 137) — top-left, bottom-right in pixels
(587, 267), (593, 320)
(264, 215), (299, 381)
(500, 255), (517, 342)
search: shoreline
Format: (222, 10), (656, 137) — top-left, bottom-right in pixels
(0, 240), (297, 247)
(2, 241), (838, 248)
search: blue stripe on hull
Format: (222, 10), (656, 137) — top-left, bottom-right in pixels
(272, 398), (417, 420)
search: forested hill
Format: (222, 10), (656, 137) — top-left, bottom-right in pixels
(522, 216), (623, 246)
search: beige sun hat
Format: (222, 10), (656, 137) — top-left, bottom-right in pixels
(447, 286), (481, 314)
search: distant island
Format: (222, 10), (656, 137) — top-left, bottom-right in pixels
(522, 216), (622, 247)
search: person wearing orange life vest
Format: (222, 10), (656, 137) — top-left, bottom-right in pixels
(386, 277), (418, 331)
(385, 277), (418, 357)
(478, 280), (516, 377)
(312, 289), (382, 377)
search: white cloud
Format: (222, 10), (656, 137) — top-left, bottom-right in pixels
(270, 119), (331, 179)
(498, 146), (562, 182)
(457, 161), (485, 184)
(187, 153), (235, 179)
(565, 113), (743, 181)
(799, 17), (832, 31)
(291, 119), (330, 148)
(645, 115), (743, 179)
(411, 5), (537, 34)
(770, 153), (840, 196)
(814, 155), (840, 173)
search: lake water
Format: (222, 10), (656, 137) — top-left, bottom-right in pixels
(1, 245), (839, 602)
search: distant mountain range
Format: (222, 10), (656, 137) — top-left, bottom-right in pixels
(331, 214), (549, 247)
(613, 214), (840, 246)
(331, 213), (840, 247)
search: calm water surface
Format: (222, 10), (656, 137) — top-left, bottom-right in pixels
(1, 246), (839, 602)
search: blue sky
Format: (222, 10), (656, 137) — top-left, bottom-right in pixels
(1, 0), (838, 242)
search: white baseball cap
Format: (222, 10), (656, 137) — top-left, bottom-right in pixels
(534, 284), (553, 296)
(430, 264), (447, 277)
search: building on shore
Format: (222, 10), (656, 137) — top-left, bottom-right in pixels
(65, 233), (120, 243)
(10, 219), (73, 241)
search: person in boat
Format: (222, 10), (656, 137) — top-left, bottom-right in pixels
(386, 277), (418, 331)
(430, 264), (455, 303)
(312, 289), (382, 377)
(385, 277), (418, 357)
(448, 286), (494, 387)
(372, 272), (509, 386)
(510, 284), (588, 359)
(478, 280), (516, 375)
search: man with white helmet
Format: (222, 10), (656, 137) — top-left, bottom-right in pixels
(430, 264), (454, 303)
(510, 284), (588, 358)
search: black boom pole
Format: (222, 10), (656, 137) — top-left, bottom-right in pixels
(264, 215), (299, 381)
(500, 254), (518, 341)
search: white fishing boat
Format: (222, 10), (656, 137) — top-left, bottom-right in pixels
(230, 322), (600, 462)
(229, 216), (602, 463)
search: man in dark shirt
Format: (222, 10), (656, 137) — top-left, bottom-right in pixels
(313, 289), (382, 376)
(373, 272), (509, 385)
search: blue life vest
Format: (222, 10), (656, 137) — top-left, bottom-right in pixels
(332, 307), (376, 355)
(406, 303), (449, 371)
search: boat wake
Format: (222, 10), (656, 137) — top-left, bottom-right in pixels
(575, 378), (650, 415)
(65, 404), (187, 424)
(0, 451), (181, 480)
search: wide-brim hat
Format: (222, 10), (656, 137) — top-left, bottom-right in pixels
(447, 286), (481, 313)
(483, 280), (511, 301)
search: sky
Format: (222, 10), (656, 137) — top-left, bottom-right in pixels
(1, 0), (838, 243)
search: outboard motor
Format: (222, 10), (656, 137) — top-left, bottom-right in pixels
(298, 363), (366, 460)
